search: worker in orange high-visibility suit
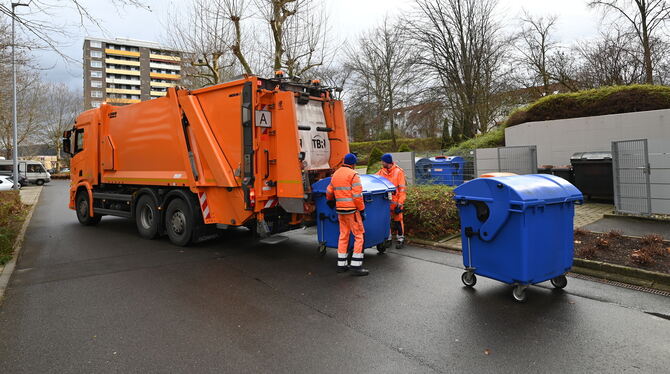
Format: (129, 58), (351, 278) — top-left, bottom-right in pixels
(377, 153), (407, 249)
(326, 153), (369, 276)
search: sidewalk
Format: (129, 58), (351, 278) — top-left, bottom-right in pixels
(0, 185), (43, 281)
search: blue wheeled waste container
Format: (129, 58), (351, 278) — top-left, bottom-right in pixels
(453, 174), (583, 302)
(430, 156), (465, 186)
(415, 157), (432, 184)
(312, 174), (396, 255)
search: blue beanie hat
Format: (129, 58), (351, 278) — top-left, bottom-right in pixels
(381, 153), (393, 164)
(343, 153), (357, 165)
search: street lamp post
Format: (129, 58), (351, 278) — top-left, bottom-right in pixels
(11, 2), (29, 190)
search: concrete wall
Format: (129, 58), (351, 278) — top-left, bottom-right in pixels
(505, 109), (670, 167)
(389, 152), (415, 185)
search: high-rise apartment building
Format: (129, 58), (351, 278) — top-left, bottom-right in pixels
(83, 37), (183, 108)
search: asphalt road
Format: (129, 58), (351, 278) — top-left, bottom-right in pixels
(1, 180), (669, 373)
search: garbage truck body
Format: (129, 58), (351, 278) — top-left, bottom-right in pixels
(63, 76), (350, 246)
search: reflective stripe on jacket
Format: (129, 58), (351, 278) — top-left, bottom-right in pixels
(376, 163), (406, 206)
(326, 165), (365, 213)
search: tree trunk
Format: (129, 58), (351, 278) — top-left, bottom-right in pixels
(642, 27), (653, 84)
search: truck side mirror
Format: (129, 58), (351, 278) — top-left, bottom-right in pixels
(62, 130), (72, 156)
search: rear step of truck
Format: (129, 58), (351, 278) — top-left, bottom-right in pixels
(259, 235), (289, 245)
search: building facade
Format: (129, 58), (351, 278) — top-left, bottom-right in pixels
(83, 37), (182, 108)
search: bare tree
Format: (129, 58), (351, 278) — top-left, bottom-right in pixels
(576, 29), (645, 87)
(0, 0), (149, 62)
(39, 83), (81, 169)
(411, 0), (510, 138)
(515, 12), (559, 96)
(165, 0), (252, 87)
(346, 18), (421, 147)
(589, 0), (670, 84)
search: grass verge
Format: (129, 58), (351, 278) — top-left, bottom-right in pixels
(0, 191), (28, 265)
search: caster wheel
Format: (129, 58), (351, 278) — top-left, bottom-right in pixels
(512, 285), (527, 302)
(461, 272), (477, 287)
(376, 243), (387, 254)
(318, 243), (327, 257)
(384, 239), (392, 248)
(550, 275), (567, 289)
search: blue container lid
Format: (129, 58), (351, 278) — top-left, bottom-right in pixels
(312, 174), (396, 194)
(453, 174), (583, 207)
(429, 156), (464, 164)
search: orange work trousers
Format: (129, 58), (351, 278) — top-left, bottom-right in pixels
(337, 211), (365, 268)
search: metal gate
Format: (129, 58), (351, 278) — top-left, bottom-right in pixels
(612, 139), (651, 215)
(476, 146), (537, 176)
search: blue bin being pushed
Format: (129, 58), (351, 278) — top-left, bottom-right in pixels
(453, 174), (583, 302)
(312, 174), (396, 255)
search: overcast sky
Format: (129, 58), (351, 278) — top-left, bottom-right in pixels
(16, 0), (604, 90)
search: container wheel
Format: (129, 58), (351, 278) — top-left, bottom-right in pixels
(550, 275), (568, 289)
(512, 285), (527, 302)
(376, 243), (387, 254)
(461, 271), (476, 287)
(318, 243), (327, 257)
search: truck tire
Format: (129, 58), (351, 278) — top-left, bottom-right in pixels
(76, 191), (101, 226)
(35, 179), (44, 186)
(135, 195), (160, 239)
(165, 197), (194, 246)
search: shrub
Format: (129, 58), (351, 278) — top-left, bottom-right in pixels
(0, 191), (27, 265)
(641, 234), (665, 246)
(574, 227), (588, 237)
(404, 185), (459, 241)
(576, 244), (597, 259)
(397, 143), (412, 152)
(595, 236), (610, 250)
(630, 249), (656, 266)
(366, 146), (383, 174)
(606, 230), (623, 239)
(445, 126), (505, 155)
(506, 85), (670, 126)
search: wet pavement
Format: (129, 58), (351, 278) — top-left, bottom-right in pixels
(0, 181), (669, 373)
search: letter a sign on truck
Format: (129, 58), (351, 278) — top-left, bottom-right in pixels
(255, 110), (272, 128)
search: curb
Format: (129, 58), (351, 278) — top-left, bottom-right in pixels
(408, 237), (670, 292)
(0, 188), (43, 304)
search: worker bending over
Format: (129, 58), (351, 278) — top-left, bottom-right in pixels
(326, 153), (369, 276)
(377, 153), (407, 249)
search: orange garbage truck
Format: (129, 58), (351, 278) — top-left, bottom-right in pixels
(62, 75), (350, 246)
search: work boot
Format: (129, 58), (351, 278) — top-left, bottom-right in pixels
(350, 267), (369, 276)
(396, 236), (405, 249)
(336, 265), (349, 273)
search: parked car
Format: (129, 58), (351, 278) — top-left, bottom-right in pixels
(0, 175), (16, 191)
(0, 160), (51, 185)
(60, 168), (70, 173)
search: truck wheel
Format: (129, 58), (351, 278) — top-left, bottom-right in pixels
(165, 198), (194, 246)
(76, 192), (101, 226)
(135, 195), (160, 239)
(35, 179), (44, 186)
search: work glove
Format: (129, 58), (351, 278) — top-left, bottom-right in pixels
(359, 210), (366, 221)
(327, 200), (336, 209)
(394, 205), (403, 214)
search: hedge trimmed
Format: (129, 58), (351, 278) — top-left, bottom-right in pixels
(506, 84), (670, 126)
(404, 185), (460, 241)
(351, 137), (442, 164)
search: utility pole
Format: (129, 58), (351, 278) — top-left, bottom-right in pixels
(11, 2), (29, 190)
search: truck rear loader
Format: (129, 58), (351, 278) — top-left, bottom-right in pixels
(62, 75), (350, 246)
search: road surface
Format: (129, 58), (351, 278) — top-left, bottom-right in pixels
(1, 180), (669, 373)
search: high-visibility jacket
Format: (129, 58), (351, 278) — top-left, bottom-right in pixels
(377, 163), (406, 207)
(326, 165), (365, 213)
